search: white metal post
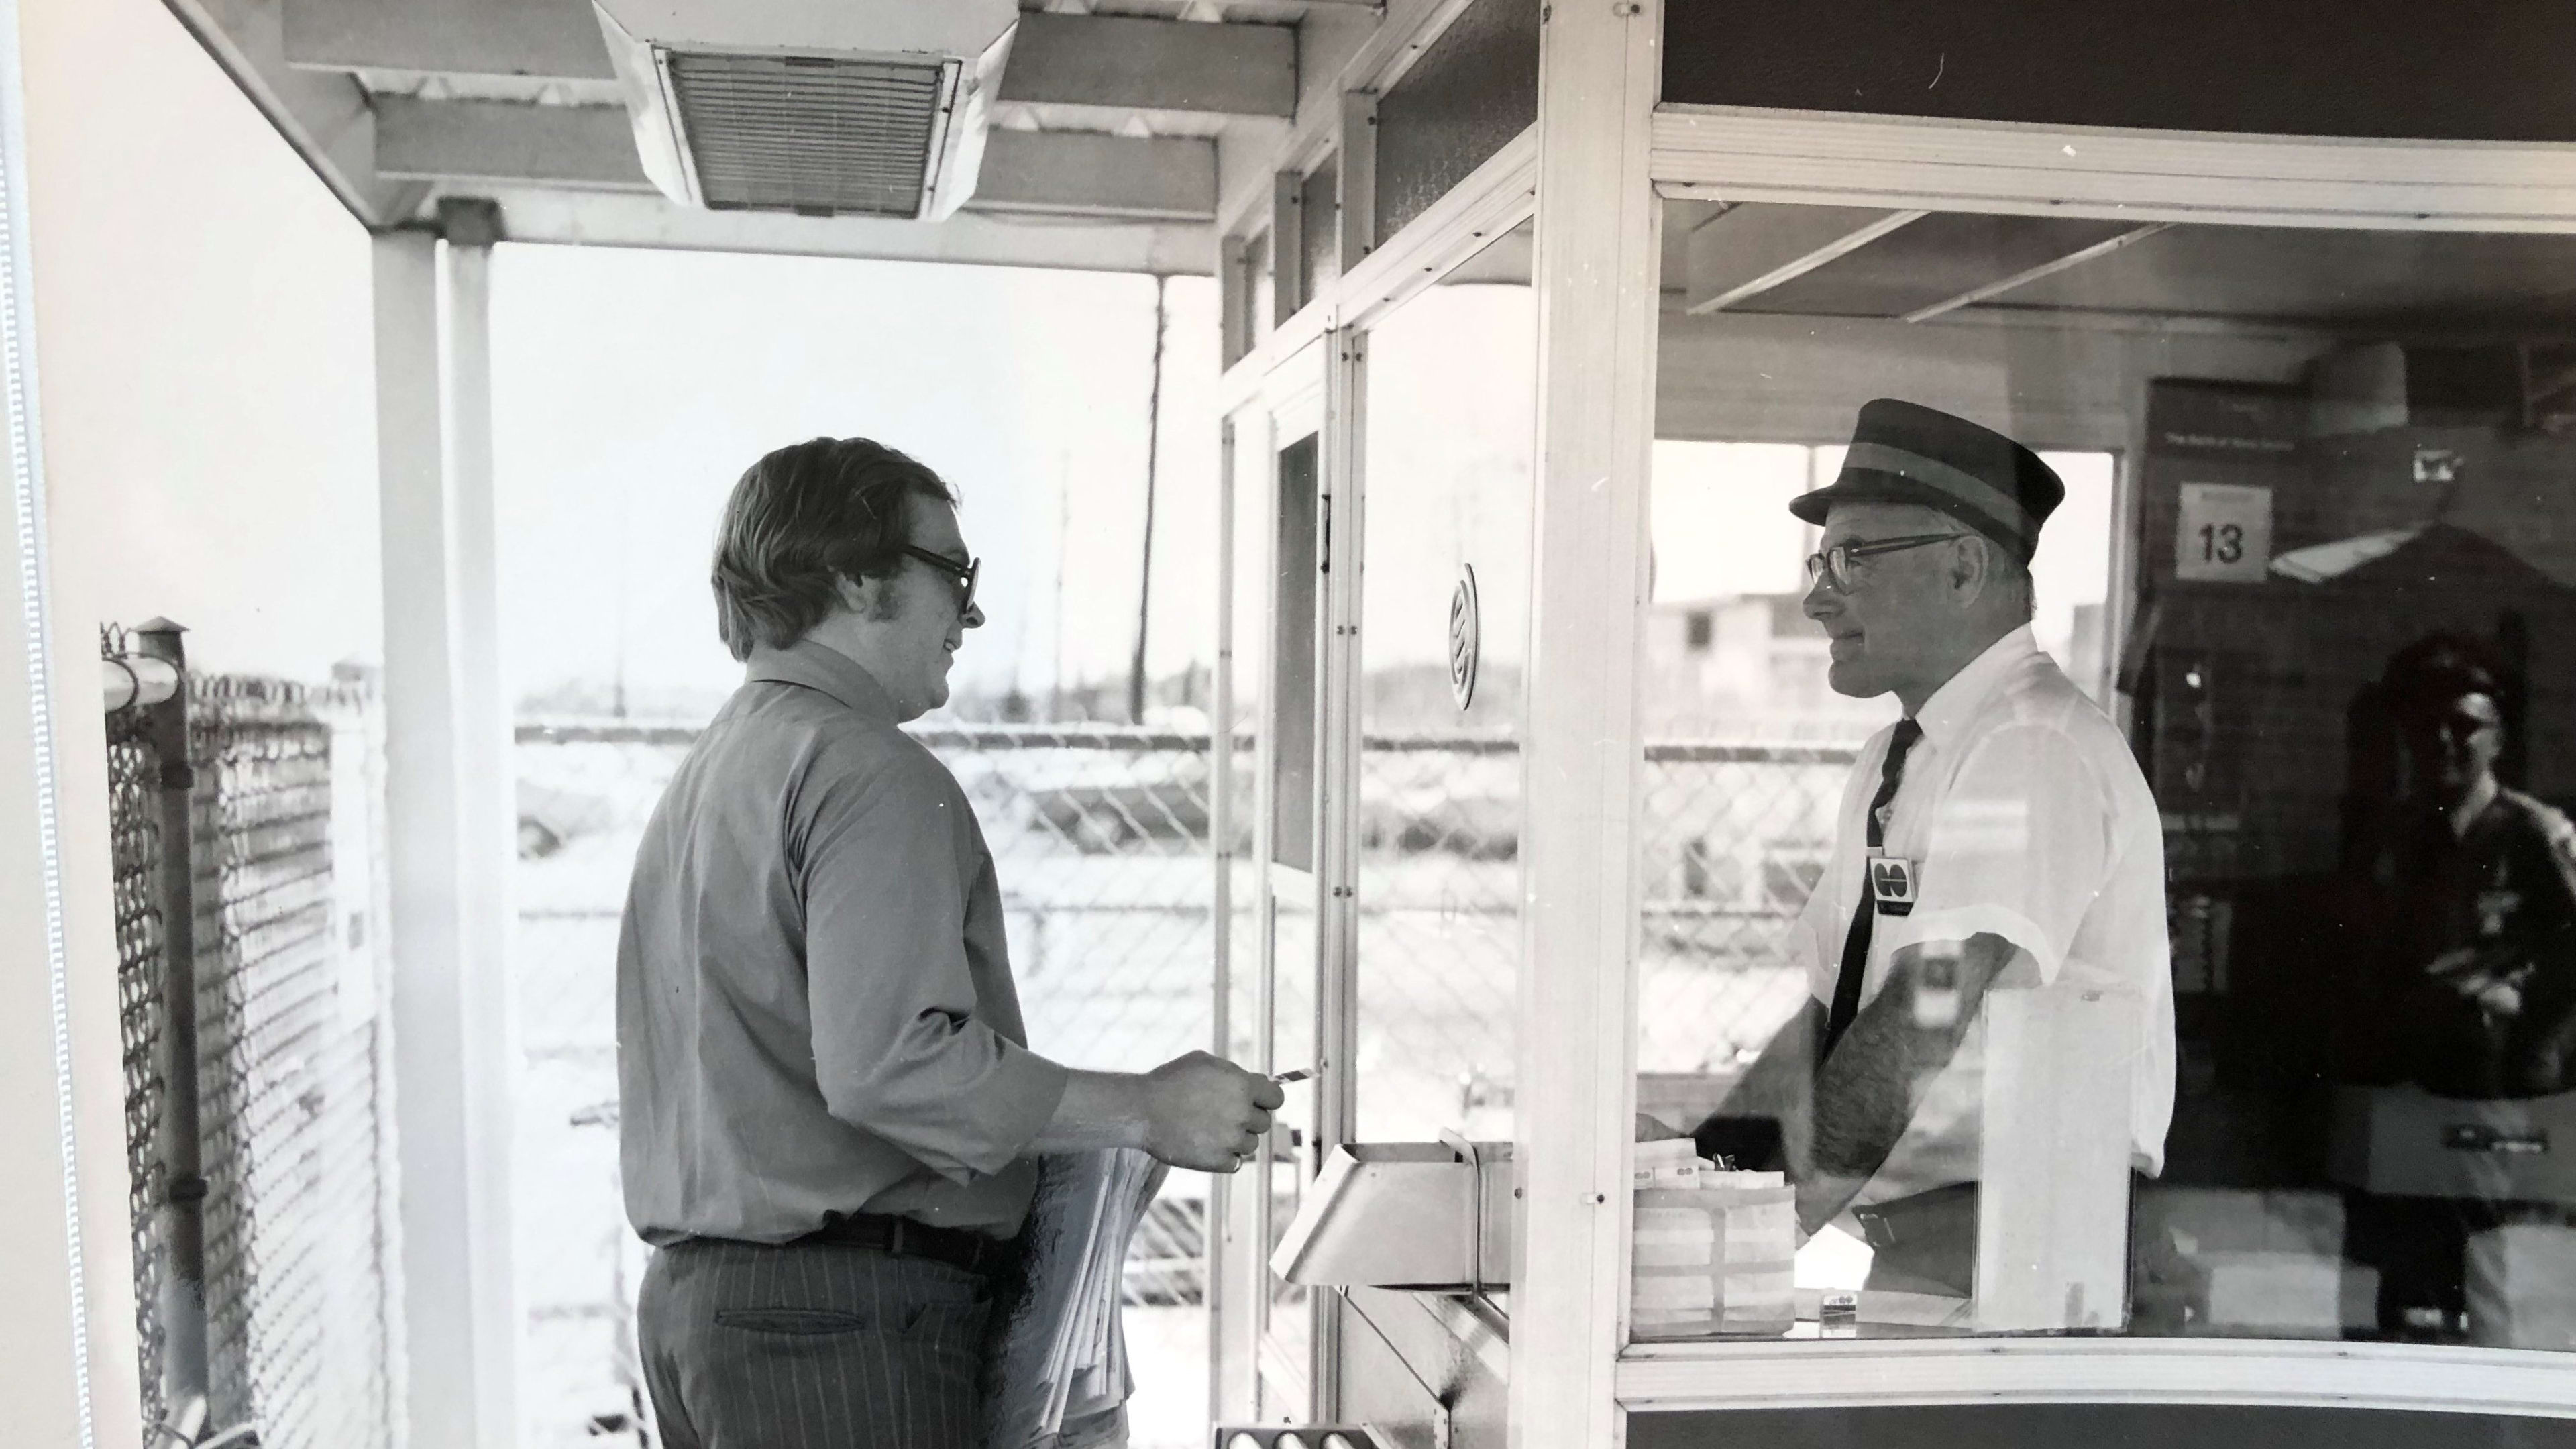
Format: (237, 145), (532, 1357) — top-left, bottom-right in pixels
(375, 217), (520, 1449)
(1514, 1), (1662, 1446)
(442, 211), (522, 1449)
(1208, 413), (1237, 1427)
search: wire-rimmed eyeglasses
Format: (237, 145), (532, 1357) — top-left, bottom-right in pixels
(1803, 532), (1968, 592)
(900, 545), (980, 619)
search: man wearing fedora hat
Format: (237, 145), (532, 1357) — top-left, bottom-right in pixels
(1694, 400), (2174, 1300)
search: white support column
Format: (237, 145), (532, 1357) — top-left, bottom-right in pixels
(1513, 1), (1662, 1446)
(443, 213), (523, 1449)
(376, 219), (520, 1449)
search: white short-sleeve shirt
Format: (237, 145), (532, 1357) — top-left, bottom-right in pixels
(1793, 626), (2175, 1205)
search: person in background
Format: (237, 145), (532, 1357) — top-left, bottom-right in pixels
(617, 437), (1281, 1448)
(2349, 634), (2576, 1099)
(2339, 633), (2576, 1340)
(1692, 399), (2175, 1300)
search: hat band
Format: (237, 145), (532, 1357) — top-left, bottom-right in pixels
(1841, 441), (2039, 547)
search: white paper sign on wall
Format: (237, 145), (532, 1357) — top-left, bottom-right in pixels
(2175, 482), (2273, 582)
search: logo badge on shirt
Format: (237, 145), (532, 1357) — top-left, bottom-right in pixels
(2477, 888), (2520, 938)
(1869, 855), (1919, 916)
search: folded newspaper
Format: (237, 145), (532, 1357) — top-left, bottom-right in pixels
(983, 1148), (1168, 1449)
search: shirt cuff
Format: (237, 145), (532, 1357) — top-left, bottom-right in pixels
(1880, 903), (2063, 985)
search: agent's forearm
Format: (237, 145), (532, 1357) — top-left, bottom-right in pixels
(1799, 934), (2014, 1230)
(1695, 1000), (1821, 1176)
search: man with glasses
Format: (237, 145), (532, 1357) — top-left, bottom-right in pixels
(618, 437), (1281, 1447)
(1693, 400), (2174, 1306)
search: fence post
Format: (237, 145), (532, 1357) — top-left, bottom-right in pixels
(132, 617), (207, 1422)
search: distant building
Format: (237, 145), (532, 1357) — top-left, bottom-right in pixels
(1642, 592), (1894, 741)
(1643, 592), (2108, 742)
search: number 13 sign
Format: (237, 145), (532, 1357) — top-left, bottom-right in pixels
(2176, 482), (2273, 582)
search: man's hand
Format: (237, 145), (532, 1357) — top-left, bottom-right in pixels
(2429, 945), (2529, 1017)
(1140, 1051), (1284, 1173)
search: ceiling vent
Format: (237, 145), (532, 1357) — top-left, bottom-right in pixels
(592, 1), (1018, 220)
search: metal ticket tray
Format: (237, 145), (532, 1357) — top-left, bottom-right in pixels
(2330, 1085), (2576, 1202)
(1271, 1134), (1515, 1290)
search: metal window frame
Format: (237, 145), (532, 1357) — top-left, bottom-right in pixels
(1210, 119), (1537, 1446)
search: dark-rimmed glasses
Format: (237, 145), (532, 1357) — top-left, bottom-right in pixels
(901, 545), (980, 619)
(1803, 533), (1968, 592)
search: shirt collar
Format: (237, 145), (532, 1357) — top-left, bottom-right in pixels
(745, 636), (901, 724)
(1912, 625), (2040, 751)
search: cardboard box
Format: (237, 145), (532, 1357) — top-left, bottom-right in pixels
(2201, 1251), (2379, 1337)
(2467, 1224), (2576, 1350)
(2330, 1086), (2576, 1202)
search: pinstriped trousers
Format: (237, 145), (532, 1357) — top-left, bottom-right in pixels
(639, 1236), (1000, 1448)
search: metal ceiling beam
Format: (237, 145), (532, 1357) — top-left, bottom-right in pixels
(1902, 221), (2175, 323)
(973, 131), (1217, 222)
(1000, 12), (1297, 117)
(283, 1), (1301, 119)
(280, 0), (614, 80)
(163, 0), (427, 227)
(1684, 203), (1927, 315)
(374, 97), (651, 191)
(370, 101), (1218, 221)
(471, 186), (1215, 274)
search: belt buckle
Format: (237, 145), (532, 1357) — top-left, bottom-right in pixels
(884, 1217), (908, 1259)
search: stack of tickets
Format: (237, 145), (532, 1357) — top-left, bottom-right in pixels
(983, 1149), (1168, 1448)
(1631, 1142), (1796, 1340)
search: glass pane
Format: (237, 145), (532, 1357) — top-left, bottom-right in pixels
(1263, 882), (1320, 1415)
(1230, 230), (1274, 368)
(1373, 0), (1540, 244)
(1248, 228), (1275, 350)
(1353, 221), (1537, 1146)
(1273, 433), (1322, 871)
(1642, 203), (2576, 1349)
(1299, 156), (1341, 305)
(1224, 418), (1267, 1067)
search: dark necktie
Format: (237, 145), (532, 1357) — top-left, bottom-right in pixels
(1822, 717), (1923, 1062)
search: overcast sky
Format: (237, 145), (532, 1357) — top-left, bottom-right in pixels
(490, 244), (1218, 719)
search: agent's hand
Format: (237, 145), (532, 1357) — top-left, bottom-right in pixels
(1140, 1051), (1284, 1173)
(1635, 1113), (1687, 1142)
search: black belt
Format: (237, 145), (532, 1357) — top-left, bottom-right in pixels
(798, 1212), (1022, 1277)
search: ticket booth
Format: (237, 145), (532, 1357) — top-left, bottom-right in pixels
(1206, 3), (2576, 1445)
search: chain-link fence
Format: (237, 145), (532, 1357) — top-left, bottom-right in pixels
(103, 628), (174, 1436)
(103, 627), (401, 1449)
(1635, 742), (1858, 1079)
(191, 676), (400, 1449)
(1346, 736), (1857, 1141)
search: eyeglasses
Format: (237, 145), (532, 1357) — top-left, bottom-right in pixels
(900, 545), (980, 619)
(1803, 533), (1968, 593)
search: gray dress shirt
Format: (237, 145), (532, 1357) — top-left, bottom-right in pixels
(617, 637), (1071, 1245)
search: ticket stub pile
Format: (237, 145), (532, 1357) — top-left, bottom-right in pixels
(1630, 1138), (1796, 1340)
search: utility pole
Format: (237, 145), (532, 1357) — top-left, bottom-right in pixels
(1050, 449), (1071, 718)
(1128, 274), (1169, 724)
